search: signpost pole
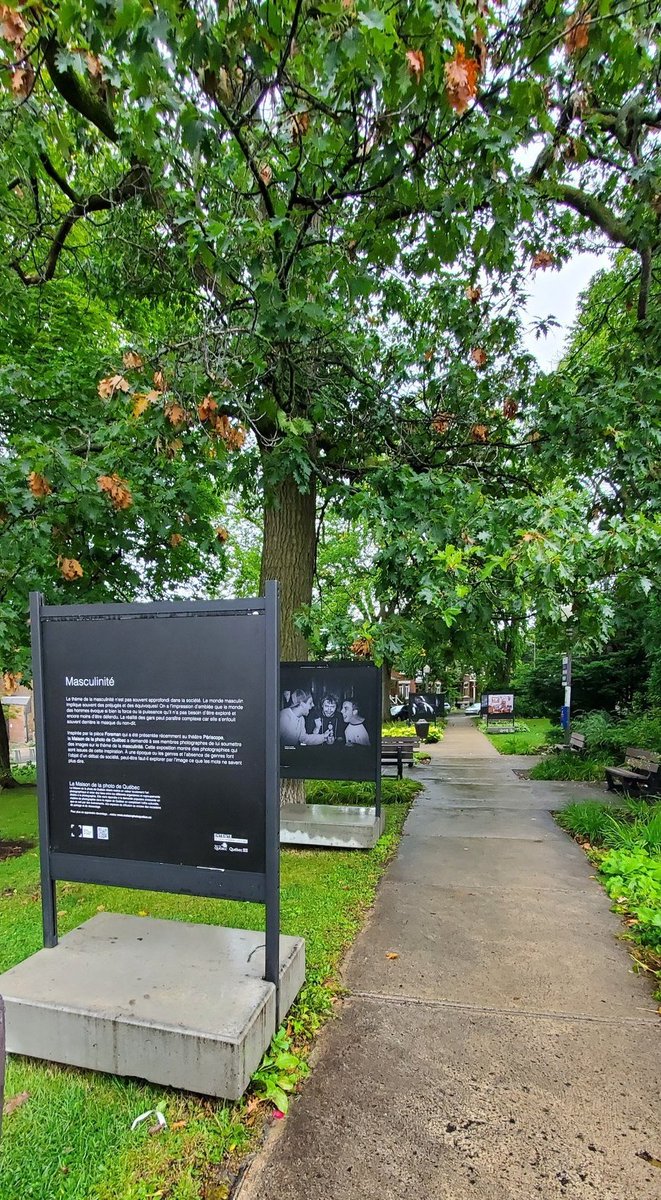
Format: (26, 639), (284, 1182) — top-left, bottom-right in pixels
(562, 654), (572, 746)
(263, 581), (281, 1019)
(29, 592), (58, 948)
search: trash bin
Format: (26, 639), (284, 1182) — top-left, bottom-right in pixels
(414, 718), (430, 741)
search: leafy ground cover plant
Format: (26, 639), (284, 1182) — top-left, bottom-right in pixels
(0, 789), (415, 1198)
(600, 849), (661, 950)
(556, 800), (661, 998)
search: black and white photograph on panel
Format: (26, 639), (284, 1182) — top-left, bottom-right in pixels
(280, 660), (380, 781)
(39, 604), (269, 876)
(409, 692), (444, 720)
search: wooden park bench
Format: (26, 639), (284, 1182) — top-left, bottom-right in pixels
(549, 731), (586, 753)
(605, 747), (661, 796)
(381, 736), (419, 779)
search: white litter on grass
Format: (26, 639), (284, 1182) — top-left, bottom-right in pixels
(131, 1109), (167, 1132)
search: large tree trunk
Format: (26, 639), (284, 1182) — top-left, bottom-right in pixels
(0, 708), (16, 788)
(260, 472), (317, 805)
(260, 474), (316, 659)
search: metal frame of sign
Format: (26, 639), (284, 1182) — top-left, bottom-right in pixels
(30, 585), (281, 995)
(279, 660), (382, 817)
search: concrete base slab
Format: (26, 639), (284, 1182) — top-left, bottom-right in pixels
(280, 804), (385, 849)
(0, 913), (305, 1099)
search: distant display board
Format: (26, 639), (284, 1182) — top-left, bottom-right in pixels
(410, 692), (445, 720)
(487, 693), (514, 715)
(280, 661), (380, 782)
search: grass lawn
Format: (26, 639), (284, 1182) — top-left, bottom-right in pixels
(481, 717), (553, 755)
(0, 783), (419, 1200)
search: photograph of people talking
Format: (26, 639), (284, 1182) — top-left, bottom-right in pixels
(280, 662), (379, 782)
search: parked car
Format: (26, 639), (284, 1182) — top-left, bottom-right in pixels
(464, 702), (482, 716)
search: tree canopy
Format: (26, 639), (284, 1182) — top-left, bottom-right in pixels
(0, 0), (659, 702)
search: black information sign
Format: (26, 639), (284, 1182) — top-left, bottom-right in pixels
(279, 661), (381, 786)
(30, 588), (280, 989)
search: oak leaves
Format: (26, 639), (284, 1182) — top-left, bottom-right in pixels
(444, 45), (480, 115)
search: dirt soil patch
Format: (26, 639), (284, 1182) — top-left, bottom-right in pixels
(0, 838), (35, 862)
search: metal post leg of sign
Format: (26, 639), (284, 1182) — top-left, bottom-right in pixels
(30, 592), (58, 948)
(263, 580), (281, 1022)
(374, 674), (383, 819)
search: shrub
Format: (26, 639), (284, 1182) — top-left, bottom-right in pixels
(573, 709), (661, 756)
(575, 711), (623, 752)
(529, 752), (609, 781)
(11, 763), (36, 785)
(305, 777), (422, 805)
(556, 802), (613, 844)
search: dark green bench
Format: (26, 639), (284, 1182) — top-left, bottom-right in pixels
(381, 736), (419, 778)
(605, 747), (660, 796)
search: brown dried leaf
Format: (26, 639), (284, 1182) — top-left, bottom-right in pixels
(2, 1091), (30, 1117)
(28, 471), (52, 498)
(531, 250), (555, 271)
(465, 285), (481, 303)
(258, 163), (273, 185)
(213, 414), (247, 450)
(471, 347), (487, 368)
(169, 533), (183, 547)
(122, 350), (144, 370)
(11, 63), (34, 97)
(503, 397), (518, 419)
(215, 526), (229, 543)
(97, 473), (133, 510)
(291, 110), (309, 141)
(0, 5), (27, 45)
(165, 402), (187, 427)
(85, 51), (103, 78)
(2, 671), (21, 695)
(98, 374), (130, 399)
(59, 557), (84, 581)
(432, 414), (451, 435)
(471, 424), (489, 443)
(198, 394), (218, 422)
(444, 44), (479, 115)
(424, 348), (434, 362)
(564, 9), (591, 56)
(385, 952), (399, 960)
(405, 49), (425, 83)
(153, 370), (167, 392)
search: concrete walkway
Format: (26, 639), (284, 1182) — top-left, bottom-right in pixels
(239, 718), (661, 1200)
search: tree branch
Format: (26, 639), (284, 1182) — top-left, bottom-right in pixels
(11, 165), (151, 285)
(42, 36), (118, 143)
